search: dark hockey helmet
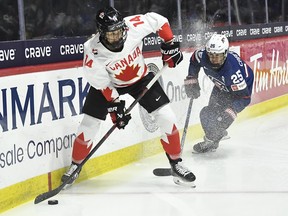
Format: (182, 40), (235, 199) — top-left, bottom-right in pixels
(95, 7), (128, 51)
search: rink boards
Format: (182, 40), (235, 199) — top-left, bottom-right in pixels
(0, 35), (287, 212)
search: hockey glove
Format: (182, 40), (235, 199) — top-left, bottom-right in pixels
(107, 100), (131, 129)
(184, 76), (201, 99)
(160, 41), (183, 68)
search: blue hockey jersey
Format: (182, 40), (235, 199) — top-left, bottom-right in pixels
(188, 49), (254, 113)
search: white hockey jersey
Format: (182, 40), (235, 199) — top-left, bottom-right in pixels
(82, 12), (173, 102)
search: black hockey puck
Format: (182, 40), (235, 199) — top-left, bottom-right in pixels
(48, 200), (58, 205)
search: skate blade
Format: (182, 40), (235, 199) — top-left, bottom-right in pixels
(192, 149), (217, 154)
(221, 135), (231, 141)
(192, 135), (230, 154)
(173, 177), (196, 188)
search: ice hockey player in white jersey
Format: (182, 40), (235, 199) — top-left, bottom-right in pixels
(61, 7), (196, 187)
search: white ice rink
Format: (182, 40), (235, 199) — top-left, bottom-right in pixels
(3, 106), (288, 216)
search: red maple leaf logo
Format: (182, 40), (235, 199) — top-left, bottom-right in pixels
(72, 133), (93, 162)
(115, 64), (140, 81)
(160, 124), (181, 155)
(101, 87), (113, 101)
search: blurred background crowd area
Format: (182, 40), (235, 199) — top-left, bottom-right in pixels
(0, 0), (287, 41)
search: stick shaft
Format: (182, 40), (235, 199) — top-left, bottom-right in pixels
(34, 65), (167, 204)
(180, 98), (193, 150)
(152, 98), (193, 177)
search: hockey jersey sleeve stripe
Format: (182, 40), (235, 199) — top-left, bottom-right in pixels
(225, 108), (237, 119)
(194, 50), (201, 63)
(244, 63), (249, 77)
(157, 23), (174, 43)
(101, 87), (119, 102)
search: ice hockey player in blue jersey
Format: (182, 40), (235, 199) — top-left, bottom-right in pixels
(184, 33), (254, 153)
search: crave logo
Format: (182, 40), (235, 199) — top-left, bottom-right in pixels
(0, 49), (16, 61)
(24, 46), (52, 58)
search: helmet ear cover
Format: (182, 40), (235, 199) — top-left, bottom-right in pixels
(95, 7), (128, 51)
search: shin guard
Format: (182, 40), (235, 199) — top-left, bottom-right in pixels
(152, 105), (181, 159)
(72, 133), (93, 164)
(71, 114), (101, 164)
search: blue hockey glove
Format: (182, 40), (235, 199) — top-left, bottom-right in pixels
(184, 76), (201, 99)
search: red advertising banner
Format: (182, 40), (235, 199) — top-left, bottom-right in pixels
(235, 36), (288, 105)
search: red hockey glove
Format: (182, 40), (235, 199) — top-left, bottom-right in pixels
(184, 76), (201, 99)
(160, 41), (183, 68)
(107, 100), (131, 129)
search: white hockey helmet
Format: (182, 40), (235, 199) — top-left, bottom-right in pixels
(205, 34), (229, 69)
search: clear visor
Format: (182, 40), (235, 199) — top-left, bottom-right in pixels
(207, 52), (225, 64)
(101, 25), (127, 51)
(105, 29), (124, 44)
(207, 52), (226, 69)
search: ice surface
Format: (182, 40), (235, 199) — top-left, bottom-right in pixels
(3, 106), (288, 216)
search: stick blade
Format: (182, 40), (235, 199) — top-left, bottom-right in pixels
(34, 187), (62, 204)
(153, 168), (171, 176)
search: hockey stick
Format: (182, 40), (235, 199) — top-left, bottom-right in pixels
(153, 98), (193, 176)
(34, 65), (168, 204)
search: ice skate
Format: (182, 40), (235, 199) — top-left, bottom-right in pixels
(170, 158), (196, 187)
(221, 130), (230, 141)
(193, 136), (219, 153)
(61, 162), (81, 189)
